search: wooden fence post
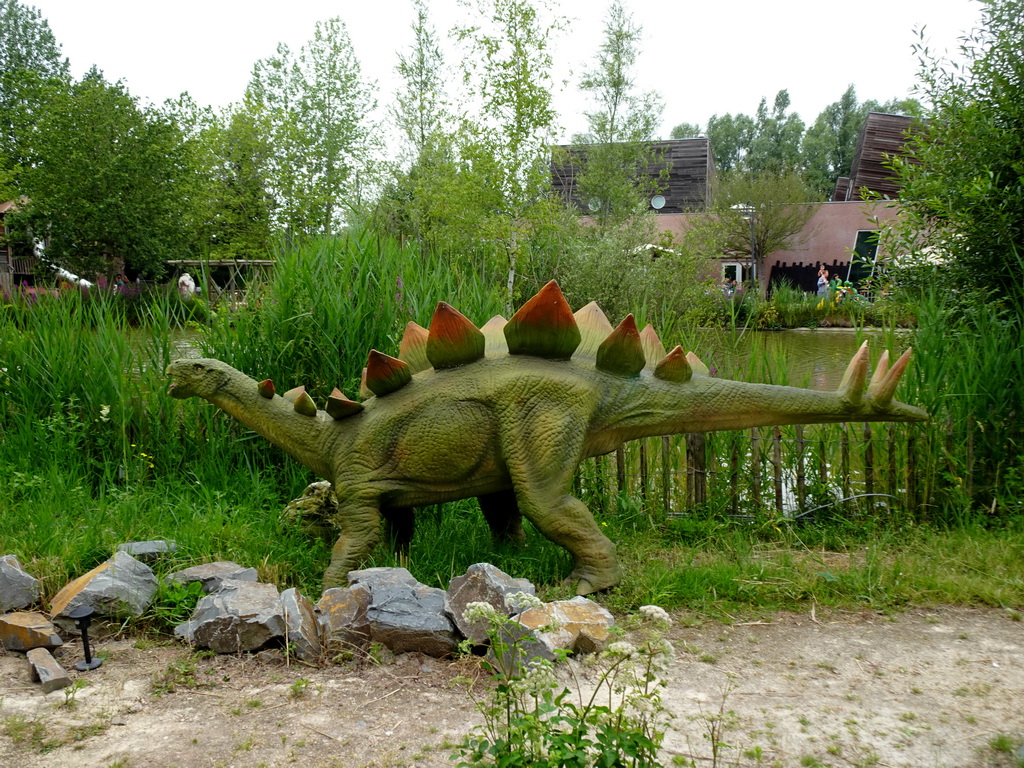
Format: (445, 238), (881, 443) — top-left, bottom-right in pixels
(796, 425), (807, 510)
(840, 424), (851, 498)
(863, 422), (874, 497)
(772, 426), (784, 516)
(730, 432), (740, 516)
(615, 446), (626, 494)
(639, 440), (649, 510)
(661, 436), (671, 516)
(750, 428), (762, 510)
(887, 424), (897, 499)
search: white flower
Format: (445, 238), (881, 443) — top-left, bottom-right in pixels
(506, 591), (543, 612)
(462, 601), (499, 623)
(639, 605), (672, 629)
(606, 641), (637, 659)
(99, 404), (110, 422)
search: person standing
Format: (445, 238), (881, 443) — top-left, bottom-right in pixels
(817, 267), (829, 296)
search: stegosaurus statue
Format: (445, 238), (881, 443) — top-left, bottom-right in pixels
(166, 281), (927, 594)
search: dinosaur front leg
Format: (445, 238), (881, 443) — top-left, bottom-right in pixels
(477, 489), (526, 545)
(323, 498), (383, 590)
(526, 493), (620, 595)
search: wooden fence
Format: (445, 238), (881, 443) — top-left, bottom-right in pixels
(575, 422), (939, 521)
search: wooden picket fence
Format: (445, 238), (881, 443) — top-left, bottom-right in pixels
(575, 422), (945, 521)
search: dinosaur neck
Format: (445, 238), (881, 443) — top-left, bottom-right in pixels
(206, 372), (333, 480)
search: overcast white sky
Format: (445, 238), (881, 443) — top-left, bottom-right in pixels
(29, 0), (983, 143)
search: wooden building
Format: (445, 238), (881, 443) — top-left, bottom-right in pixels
(832, 113), (919, 201)
(551, 138), (716, 214)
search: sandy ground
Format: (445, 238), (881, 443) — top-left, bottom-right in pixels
(1, 606), (1022, 768)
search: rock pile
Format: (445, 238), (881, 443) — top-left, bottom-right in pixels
(1, 544), (616, 694)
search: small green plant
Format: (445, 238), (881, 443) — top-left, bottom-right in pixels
(60, 678), (89, 708)
(452, 596), (673, 767)
(288, 677), (311, 699)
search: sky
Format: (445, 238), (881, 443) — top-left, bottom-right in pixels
(28, 0), (984, 144)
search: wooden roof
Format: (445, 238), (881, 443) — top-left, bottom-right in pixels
(551, 138), (716, 213)
(838, 113), (919, 201)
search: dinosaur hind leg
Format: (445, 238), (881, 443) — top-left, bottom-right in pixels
(524, 493), (620, 595)
(323, 501), (382, 590)
(477, 489), (526, 545)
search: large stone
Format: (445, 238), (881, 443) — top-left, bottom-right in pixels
(116, 540), (177, 562)
(27, 648), (72, 693)
(175, 579), (285, 654)
(316, 584), (372, 654)
(0, 611), (63, 651)
(514, 596), (615, 656)
(445, 563), (536, 644)
(166, 561), (258, 593)
(350, 569), (459, 657)
(0, 555), (40, 612)
(50, 551), (158, 621)
(281, 481), (337, 540)
(279, 588), (321, 662)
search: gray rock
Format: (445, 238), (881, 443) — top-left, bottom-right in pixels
(347, 567), (419, 589)
(116, 540), (177, 562)
(316, 584), (372, 654)
(166, 561), (258, 593)
(27, 647), (72, 693)
(280, 588), (321, 662)
(281, 481), (337, 540)
(175, 580), (284, 654)
(50, 551), (158, 622)
(0, 611), (63, 651)
(364, 578), (459, 658)
(445, 563), (536, 644)
(0, 555), (40, 612)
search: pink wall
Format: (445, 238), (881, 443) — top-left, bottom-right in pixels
(653, 201), (903, 283)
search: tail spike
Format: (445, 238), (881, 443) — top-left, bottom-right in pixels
(398, 322), (431, 374)
(283, 385), (305, 403)
(596, 315), (646, 377)
(359, 368), (372, 400)
(866, 350), (891, 399)
(685, 351), (710, 376)
(365, 350), (412, 397)
(326, 387), (364, 420)
(573, 301), (614, 359)
(654, 346), (693, 383)
(292, 389), (318, 417)
(257, 379), (275, 399)
(504, 280), (581, 359)
(427, 302), (485, 369)
(480, 315), (509, 357)
(872, 348), (913, 406)
(837, 341), (870, 405)
(639, 324), (667, 368)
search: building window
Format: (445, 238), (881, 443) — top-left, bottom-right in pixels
(848, 230), (880, 283)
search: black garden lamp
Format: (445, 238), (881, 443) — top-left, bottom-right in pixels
(66, 605), (103, 671)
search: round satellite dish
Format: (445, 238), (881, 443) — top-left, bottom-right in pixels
(588, 198), (602, 212)
(651, 195), (666, 210)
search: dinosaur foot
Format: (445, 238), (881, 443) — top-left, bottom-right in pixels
(566, 566), (622, 596)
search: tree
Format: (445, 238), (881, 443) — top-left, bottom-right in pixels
(12, 69), (191, 280)
(746, 90), (805, 177)
(0, 0), (69, 199)
(393, 0), (447, 159)
(716, 172), (817, 295)
(704, 112), (755, 174)
(244, 18), (377, 237)
(889, 0), (1024, 301)
(669, 121), (701, 139)
(570, 0), (665, 226)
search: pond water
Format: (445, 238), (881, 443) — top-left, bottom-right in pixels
(683, 328), (905, 390)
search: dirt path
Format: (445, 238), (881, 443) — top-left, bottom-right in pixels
(1, 606), (1021, 767)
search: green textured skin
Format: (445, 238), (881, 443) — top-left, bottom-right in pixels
(166, 350), (926, 595)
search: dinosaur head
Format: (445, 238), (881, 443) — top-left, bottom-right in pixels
(166, 358), (234, 400)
